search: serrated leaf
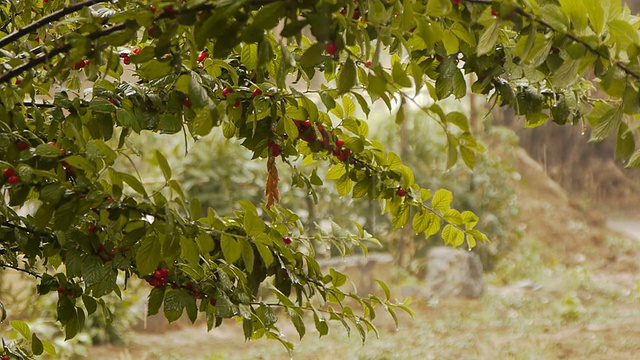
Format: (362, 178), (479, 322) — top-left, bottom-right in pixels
(477, 20), (501, 56)
(338, 58), (357, 95)
(431, 189), (452, 211)
(442, 224), (464, 247)
(221, 234), (241, 263)
(241, 43), (258, 71)
(336, 173), (353, 196)
(136, 235), (162, 276)
(616, 122), (635, 160)
(283, 117), (299, 139)
(244, 211), (265, 237)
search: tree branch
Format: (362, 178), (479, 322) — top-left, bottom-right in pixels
(0, 0), (109, 49)
(515, 9), (640, 81)
(0, 23), (126, 84)
(0, 263), (42, 279)
(1, 221), (56, 240)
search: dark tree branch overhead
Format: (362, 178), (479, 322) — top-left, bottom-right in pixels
(0, 0), (109, 49)
(0, 22), (126, 84)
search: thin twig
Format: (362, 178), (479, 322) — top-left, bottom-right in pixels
(0, 263), (42, 278)
(0, 0), (109, 49)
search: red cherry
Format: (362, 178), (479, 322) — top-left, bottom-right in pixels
(147, 27), (155, 37)
(43, 0), (48, 3)
(60, 160), (70, 169)
(8, 175), (20, 184)
(185, 282), (193, 289)
(164, 5), (174, 13)
(123, 56), (130, 65)
(234, 100), (241, 108)
(148, 278), (159, 287)
(222, 87), (231, 97)
(34, 36), (40, 42)
(57, 286), (64, 293)
(153, 270), (164, 279)
(335, 138), (345, 148)
(452, 0), (463, 3)
(160, 268), (169, 277)
(133, 48), (141, 55)
(150, 5), (156, 13)
(270, 144), (281, 157)
(491, 9), (498, 16)
(15, 78), (21, 85)
(209, 298), (217, 306)
(365, 60), (372, 67)
(340, 8), (346, 15)
(17, 141), (28, 150)
(252, 88), (262, 97)
(396, 188), (407, 197)
(107, 98), (117, 105)
(302, 120), (312, 128)
(84, 59), (90, 66)
(325, 42), (337, 55)
(183, 98), (192, 108)
(47, 141), (56, 147)
(197, 51), (208, 62)
(88, 225), (97, 233)
(3, 168), (14, 178)
(72, 60), (86, 70)
(436, 55), (444, 62)
(353, 10), (361, 20)
(283, 237), (292, 245)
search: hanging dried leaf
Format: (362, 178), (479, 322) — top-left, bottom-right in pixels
(265, 157), (280, 209)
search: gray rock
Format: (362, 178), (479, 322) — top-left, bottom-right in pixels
(423, 247), (484, 299)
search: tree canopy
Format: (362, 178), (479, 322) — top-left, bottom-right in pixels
(1, 0), (639, 357)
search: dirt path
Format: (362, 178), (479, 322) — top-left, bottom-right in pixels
(607, 217), (640, 241)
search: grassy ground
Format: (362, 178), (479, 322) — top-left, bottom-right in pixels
(85, 229), (640, 360)
(85, 148), (640, 360)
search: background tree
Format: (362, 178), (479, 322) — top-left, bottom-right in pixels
(1, 0), (639, 358)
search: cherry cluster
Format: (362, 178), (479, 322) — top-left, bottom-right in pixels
(3, 167), (19, 184)
(120, 48), (140, 65)
(295, 120), (351, 162)
(147, 268), (169, 288)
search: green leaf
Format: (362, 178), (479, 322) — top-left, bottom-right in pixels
(442, 31), (459, 55)
(477, 20), (501, 56)
(147, 287), (165, 316)
(35, 143), (62, 157)
(290, 311), (306, 340)
(120, 172), (147, 197)
(136, 235), (162, 276)
(616, 122), (635, 160)
(432, 189), (452, 211)
(253, 1), (286, 30)
(241, 43), (258, 71)
(41, 339), (56, 355)
(392, 62), (412, 88)
(283, 117), (299, 139)
(300, 43), (325, 68)
(338, 58), (356, 95)
(244, 211), (265, 237)
(442, 224), (464, 247)
(589, 103), (623, 142)
(336, 173), (353, 196)
(10, 320), (31, 339)
(221, 234), (241, 263)
(32, 333), (44, 356)
(376, 280), (391, 300)
(155, 150), (172, 181)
